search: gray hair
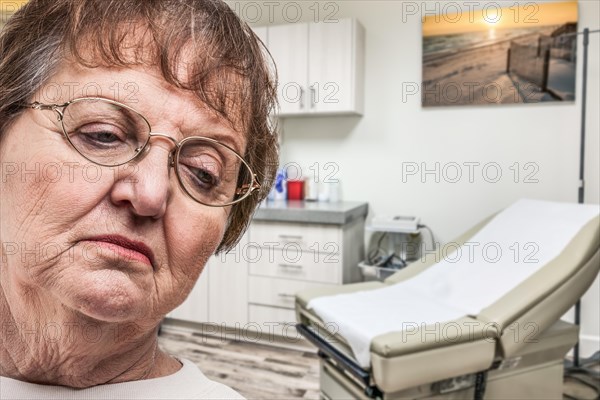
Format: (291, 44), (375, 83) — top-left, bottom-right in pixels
(0, 0), (279, 252)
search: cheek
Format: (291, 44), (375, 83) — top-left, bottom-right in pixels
(1, 136), (114, 286)
(3, 160), (111, 240)
(171, 211), (226, 272)
(1, 117), (111, 237)
(157, 205), (228, 310)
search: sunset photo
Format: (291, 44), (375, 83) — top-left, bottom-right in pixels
(422, 1), (578, 107)
(0, 0), (26, 28)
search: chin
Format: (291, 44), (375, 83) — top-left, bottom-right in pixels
(65, 270), (154, 323)
(76, 296), (146, 323)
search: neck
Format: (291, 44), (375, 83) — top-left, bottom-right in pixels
(0, 281), (172, 388)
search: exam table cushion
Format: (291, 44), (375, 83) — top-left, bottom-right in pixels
(299, 199), (599, 370)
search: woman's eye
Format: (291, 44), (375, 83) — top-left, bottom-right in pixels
(84, 131), (120, 143)
(73, 124), (128, 146)
(187, 166), (220, 191)
(189, 167), (219, 189)
(178, 149), (226, 196)
(179, 156), (223, 193)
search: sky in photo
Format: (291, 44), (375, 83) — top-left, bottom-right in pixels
(423, 1), (578, 37)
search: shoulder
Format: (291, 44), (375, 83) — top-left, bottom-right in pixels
(175, 358), (246, 399)
(0, 359), (245, 400)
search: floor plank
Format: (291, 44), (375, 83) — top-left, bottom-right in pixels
(159, 324), (320, 399)
(159, 323), (599, 399)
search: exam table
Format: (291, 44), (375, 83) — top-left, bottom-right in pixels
(295, 199), (600, 399)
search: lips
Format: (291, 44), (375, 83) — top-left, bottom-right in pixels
(81, 235), (155, 268)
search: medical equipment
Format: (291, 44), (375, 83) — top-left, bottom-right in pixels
(295, 199), (600, 399)
(370, 215), (420, 233)
(360, 216), (429, 281)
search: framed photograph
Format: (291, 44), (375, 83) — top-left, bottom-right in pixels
(1, 0), (26, 28)
(422, 1), (578, 107)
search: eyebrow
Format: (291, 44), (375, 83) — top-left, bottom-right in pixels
(204, 130), (246, 156)
(127, 104), (245, 156)
(179, 110), (247, 156)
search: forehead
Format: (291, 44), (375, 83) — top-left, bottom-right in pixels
(35, 61), (247, 154)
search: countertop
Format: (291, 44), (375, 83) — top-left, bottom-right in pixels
(253, 201), (368, 225)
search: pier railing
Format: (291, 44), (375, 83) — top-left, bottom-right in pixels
(506, 41), (550, 90)
(506, 32), (576, 93)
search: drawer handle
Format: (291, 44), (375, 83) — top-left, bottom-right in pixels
(278, 264), (303, 270)
(278, 234), (303, 240)
(277, 293), (296, 299)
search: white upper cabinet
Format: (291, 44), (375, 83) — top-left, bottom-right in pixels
(308, 19), (364, 115)
(268, 23), (310, 115)
(261, 19), (365, 117)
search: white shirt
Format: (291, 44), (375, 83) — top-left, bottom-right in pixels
(0, 358), (244, 400)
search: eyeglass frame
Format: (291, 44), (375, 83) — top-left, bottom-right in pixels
(22, 97), (261, 207)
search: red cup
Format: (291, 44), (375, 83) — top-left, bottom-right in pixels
(287, 179), (305, 201)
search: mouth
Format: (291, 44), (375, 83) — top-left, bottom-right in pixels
(81, 235), (156, 268)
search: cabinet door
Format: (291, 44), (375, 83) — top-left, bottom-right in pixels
(169, 266), (209, 323)
(247, 304), (298, 338)
(309, 19), (362, 114)
(267, 23), (309, 116)
(208, 235), (249, 326)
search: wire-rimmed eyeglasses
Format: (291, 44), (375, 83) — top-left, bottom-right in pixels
(24, 97), (260, 207)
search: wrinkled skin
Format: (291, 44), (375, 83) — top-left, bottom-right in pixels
(0, 62), (242, 387)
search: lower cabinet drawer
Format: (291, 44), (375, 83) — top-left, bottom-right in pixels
(248, 247), (341, 284)
(250, 221), (342, 253)
(248, 276), (337, 309)
(247, 304), (299, 339)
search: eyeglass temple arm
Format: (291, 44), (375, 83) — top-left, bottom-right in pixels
(26, 102), (52, 110)
(24, 101), (70, 110)
(23, 102), (68, 121)
(236, 174), (261, 196)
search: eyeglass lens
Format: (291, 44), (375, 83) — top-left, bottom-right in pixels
(60, 98), (251, 206)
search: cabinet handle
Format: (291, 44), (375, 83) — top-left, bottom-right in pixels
(279, 234), (303, 240)
(277, 293), (296, 299)
(278, 264), (303, 270)
(299, 86), (305, 109)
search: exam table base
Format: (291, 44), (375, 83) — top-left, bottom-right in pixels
(317, 321), (577, 400)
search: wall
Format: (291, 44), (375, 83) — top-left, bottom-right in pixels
(234, 0), (600, 355)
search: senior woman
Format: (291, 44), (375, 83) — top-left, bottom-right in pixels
(0, 0), (277, 398)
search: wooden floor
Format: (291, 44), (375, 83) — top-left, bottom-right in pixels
(158, 323), (320, 399)
(159, 322), (599, 400)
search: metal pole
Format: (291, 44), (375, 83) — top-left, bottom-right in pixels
(578, 28), (589, 205)
(573, 27), (589, 369)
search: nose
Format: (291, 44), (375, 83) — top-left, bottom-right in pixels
(109, 136), (176, 219)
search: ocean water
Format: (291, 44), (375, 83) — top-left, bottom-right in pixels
(423, 26), (553, 56)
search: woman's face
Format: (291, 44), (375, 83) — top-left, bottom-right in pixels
(0, 62), (243, 323)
